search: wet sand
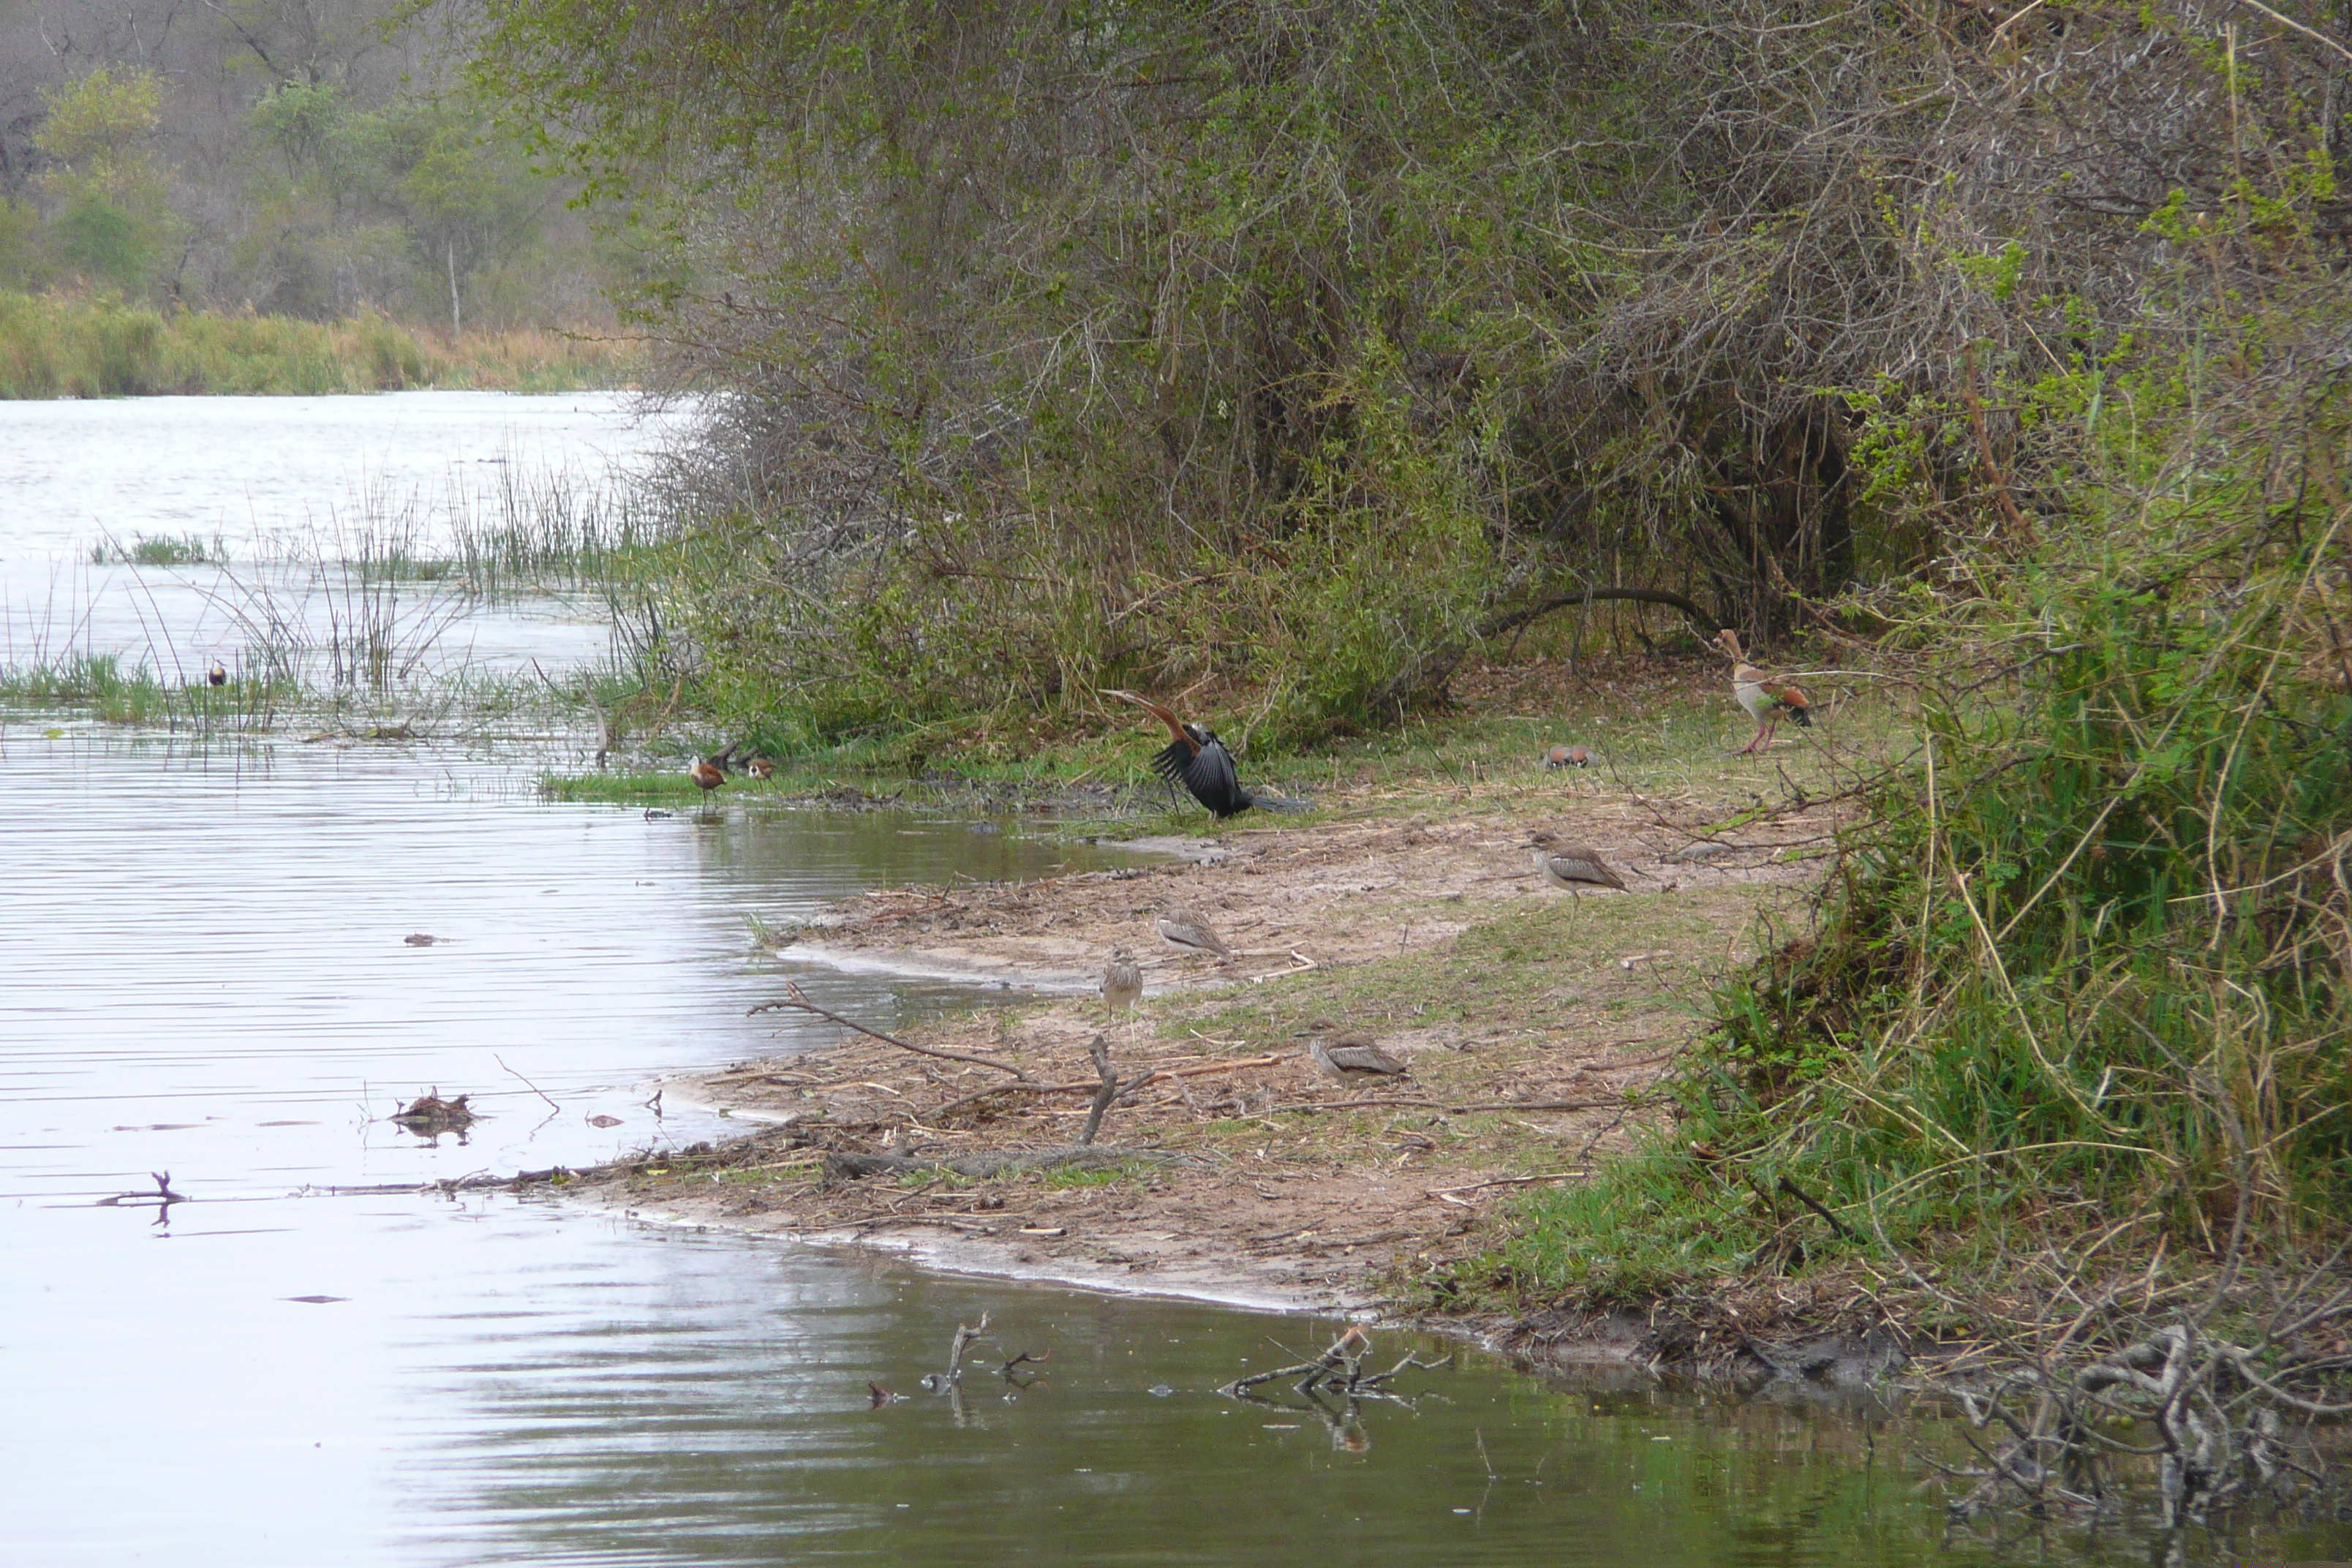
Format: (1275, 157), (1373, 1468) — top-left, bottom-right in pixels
(572, 781), (1838, 1328)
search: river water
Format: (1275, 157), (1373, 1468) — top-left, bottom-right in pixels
(1, 395), (2337, 1566)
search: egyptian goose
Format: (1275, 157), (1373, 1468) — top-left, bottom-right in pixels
(1711, 630), (1812, 754)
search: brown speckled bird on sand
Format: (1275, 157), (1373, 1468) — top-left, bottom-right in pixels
(1297, 1020), (1410, 1082)
(1101, 947), (1143, 1013)
(1526, 831), (1627, 894)
(1154, 907), (1232, 961)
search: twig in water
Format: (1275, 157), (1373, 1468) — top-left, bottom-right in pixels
(752, 982), (1038, 1082)
(496, 1054), (562, 1112)
(947, 1313), (990, 1382)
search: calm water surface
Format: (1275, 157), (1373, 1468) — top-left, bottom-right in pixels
(4, 397), (2339, 1566)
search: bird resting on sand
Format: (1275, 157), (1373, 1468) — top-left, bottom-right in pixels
(1298, 1021), (1410, 1081)
(1526, 831), (1627, 892)
(1711, 629), (1813, 754)
(1154, 908), (1231, 960)
(1102, 689), (1309, 818)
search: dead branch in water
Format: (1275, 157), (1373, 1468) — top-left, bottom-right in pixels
(753, 982), (1039, 1082)
(1915, 1240), (2352, 1529)
(1221, 1326), (1454, 1399)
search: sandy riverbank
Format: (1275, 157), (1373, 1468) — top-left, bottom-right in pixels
(567, 764), (1843, 1340)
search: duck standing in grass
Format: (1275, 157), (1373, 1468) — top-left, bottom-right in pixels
(1711, 630), (1812, 754)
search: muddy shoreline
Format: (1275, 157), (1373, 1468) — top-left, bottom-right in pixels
(562, 773), (1869, 1375)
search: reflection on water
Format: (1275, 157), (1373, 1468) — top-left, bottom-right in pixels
(0, 733), (1127, 1202)
(0, 391), (679, 565)
(3, 739), (2336, 1567)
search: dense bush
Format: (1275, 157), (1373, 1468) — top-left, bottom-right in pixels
(479, 0), (2352, 747)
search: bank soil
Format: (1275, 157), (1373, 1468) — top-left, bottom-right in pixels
(575, 769), (1841, 1334)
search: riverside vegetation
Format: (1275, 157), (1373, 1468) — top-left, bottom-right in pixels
(483, 0), (2348, 1360)
(22, 0), (2340, 1532)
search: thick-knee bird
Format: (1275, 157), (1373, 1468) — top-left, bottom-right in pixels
(1297, 1020), (1410, 1082)
(1102, 690), (1306, 819)
(1526, 831), (1627, 894)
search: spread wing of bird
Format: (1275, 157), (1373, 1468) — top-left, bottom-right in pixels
(1151, 734), (1241, 809)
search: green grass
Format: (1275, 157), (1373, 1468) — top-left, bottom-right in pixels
(1444, 586), (2352, 1324)
(91, 532), (222, 566)
(535, 669), (1908, 829)
(0, 290), (639, 397)
(0, 652), (295, 725)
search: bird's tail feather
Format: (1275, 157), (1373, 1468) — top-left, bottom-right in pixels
(1245, 791), (1314, 813)
(1787, 706), (1813, 728)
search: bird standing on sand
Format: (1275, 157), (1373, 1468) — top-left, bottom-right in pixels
(1711, 629), (1813, 754)
(1526, 831), (1627, 893)
(687, 757), (725, 792)
(1155, 908), (1232, 962)
(1103, 689), (1307, 819)
(1298, 1021), (1410, 1082)
(1101, 947), (1143, 1014)
(1545, 744), (1592, 769)
(207, 660), (227, 688)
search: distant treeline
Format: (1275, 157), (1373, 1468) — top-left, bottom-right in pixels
(0, 292), (636, 397)
(0, 1), (642, 334)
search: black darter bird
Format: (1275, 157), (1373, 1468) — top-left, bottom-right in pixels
(1103, 690), (1308, 820)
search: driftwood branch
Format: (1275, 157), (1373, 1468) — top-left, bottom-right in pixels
(751, 983), (1038, 1082)
(931, 1053), (1289, 1121)
(947, 1313), (989, 1382)
(821, 1145), (1172, 1182)
(1219, 1327), (1455, 1399)
(1079, 1033), (1158, 1147)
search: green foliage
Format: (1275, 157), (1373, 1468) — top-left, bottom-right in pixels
(1476, 238), (2352, 1310)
